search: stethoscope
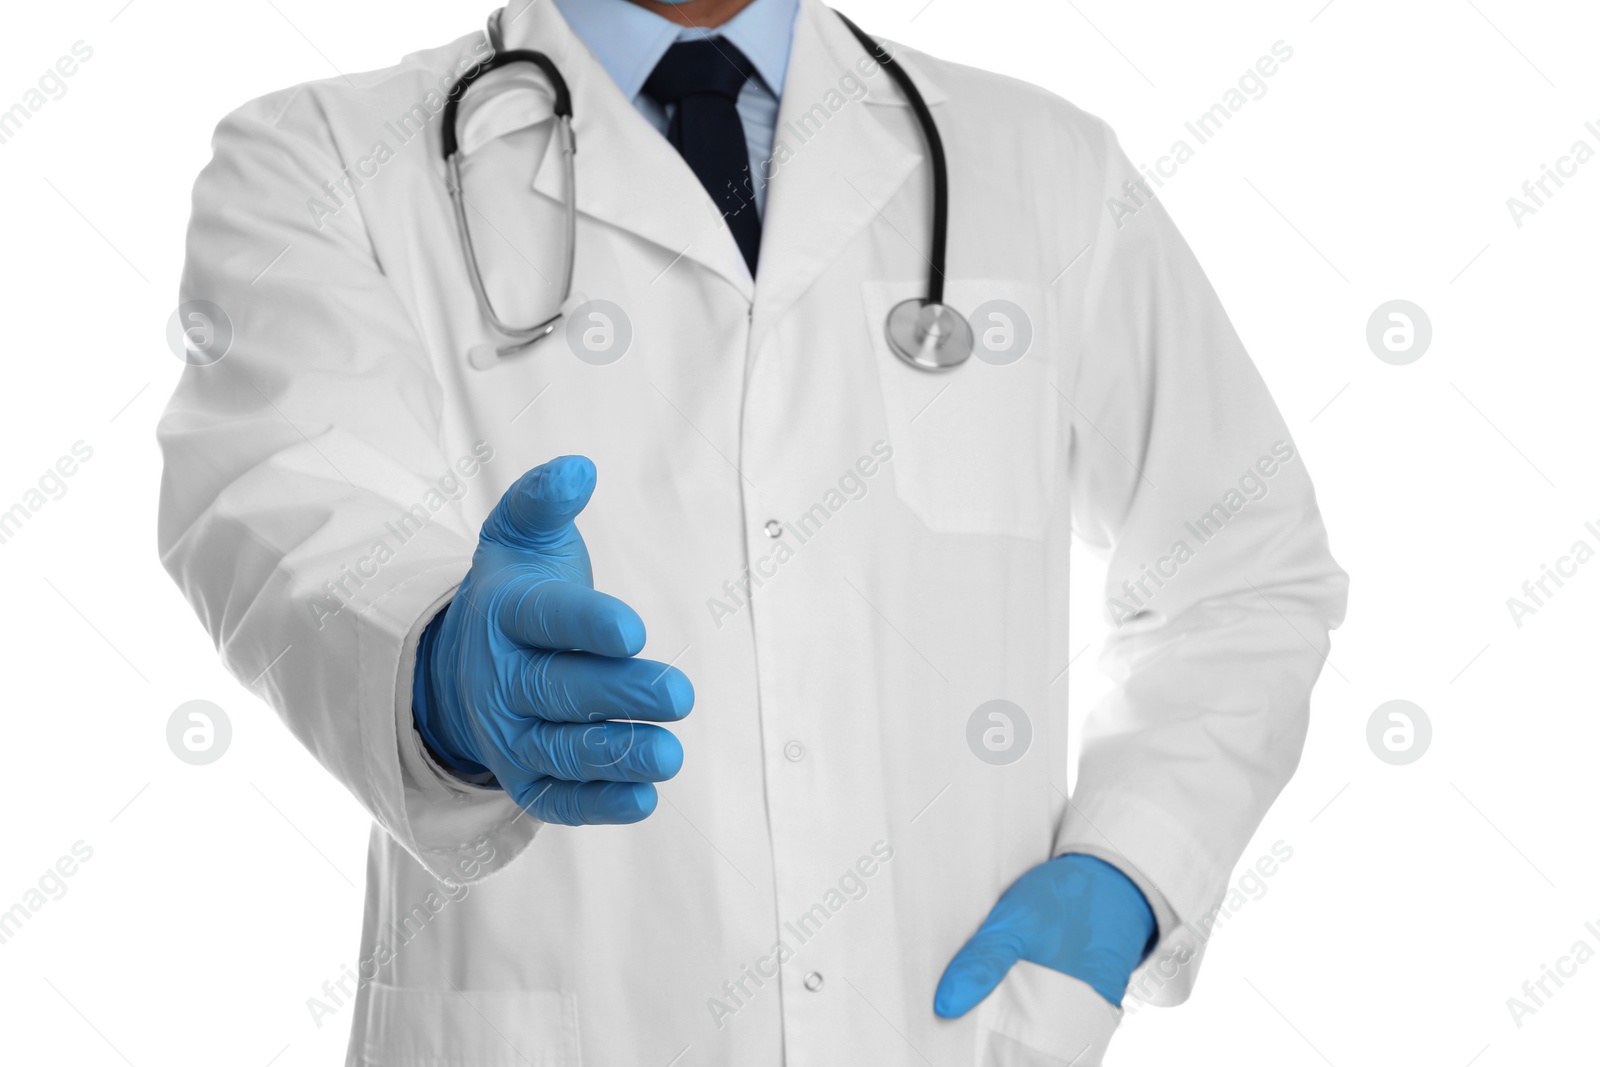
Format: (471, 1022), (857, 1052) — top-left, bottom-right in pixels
(442, 21), (577, 370)
(444, 8), (973, 372)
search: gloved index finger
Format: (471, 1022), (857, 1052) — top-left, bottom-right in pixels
(495, 575), (646, 658)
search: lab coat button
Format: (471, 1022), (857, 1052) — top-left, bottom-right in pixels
(764, 519), (783, 538)
(803, 971), (824, 991)
(784, 740), (805, 762)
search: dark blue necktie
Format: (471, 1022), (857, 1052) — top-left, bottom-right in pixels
(643, 38), (762, 274)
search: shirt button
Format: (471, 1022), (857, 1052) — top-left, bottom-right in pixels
(803, 971), (824, 992)
(764, 519), (783, 538)
(783, 740), (805, 762)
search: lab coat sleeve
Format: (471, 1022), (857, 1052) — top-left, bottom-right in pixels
(1051, 120), (1349, 1005)
(156, 90), (537, 884)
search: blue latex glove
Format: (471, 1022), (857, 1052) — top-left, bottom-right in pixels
(935, 853), (1156, 1016)
(412, 455), (693, 825)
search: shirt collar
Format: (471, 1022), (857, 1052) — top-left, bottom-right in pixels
(552, 0), (798, 102)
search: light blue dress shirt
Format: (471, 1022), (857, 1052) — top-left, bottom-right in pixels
(552, 0), (798, 215)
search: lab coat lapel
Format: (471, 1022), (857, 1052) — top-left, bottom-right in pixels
(502, 0), (754, 300)
(753, 0), (941, 342)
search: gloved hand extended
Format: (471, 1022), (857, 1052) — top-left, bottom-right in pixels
(935, 853), (1156, 1016)
(412, 455), (693, 825)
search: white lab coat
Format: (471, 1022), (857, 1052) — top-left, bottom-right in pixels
(157, 1), (1348, 1064)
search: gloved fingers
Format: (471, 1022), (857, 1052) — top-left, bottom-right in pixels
(515, 720), (684, 783)
(480, 455), (597, 551)
(510, 778), (659, 825)
(495, 576), (646, 658)
(933, 905), (1031, 1019)
(511, 652), (694, 723)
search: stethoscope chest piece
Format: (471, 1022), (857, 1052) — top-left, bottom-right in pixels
(885, 298), (974, 371)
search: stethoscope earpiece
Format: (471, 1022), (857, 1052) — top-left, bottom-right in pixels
(467, 291), (589, 371)
(467, 321), (556, 371)
(885, 298), (973, 370)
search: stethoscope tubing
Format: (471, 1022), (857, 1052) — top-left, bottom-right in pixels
(443, 43), (579, 351)
(832, 12), (950, 310)
(444, 8), (963, 368)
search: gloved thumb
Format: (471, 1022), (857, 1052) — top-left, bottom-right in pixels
(482, 455), (597, 550)
(933, 907), (1027, 1019)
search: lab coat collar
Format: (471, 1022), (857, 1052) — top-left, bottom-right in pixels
(549, 0), (685, 104)
(750, 0), (944, 341)
(496, 0), (757, 298)
(480, 0), (949, 306)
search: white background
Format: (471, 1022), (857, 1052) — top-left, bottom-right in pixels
(2, 0), (1597, 1064)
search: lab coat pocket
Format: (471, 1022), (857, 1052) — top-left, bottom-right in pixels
(360, 983), (581, 1066)
(863, 280), (1058, 539)
(974, 961), (1122, 1067)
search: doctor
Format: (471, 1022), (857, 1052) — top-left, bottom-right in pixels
(158, 0), (1348, 1064)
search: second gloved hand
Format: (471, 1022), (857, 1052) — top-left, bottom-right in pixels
(412, 455), (693, 825)
(935, 853), (1155, 1017)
